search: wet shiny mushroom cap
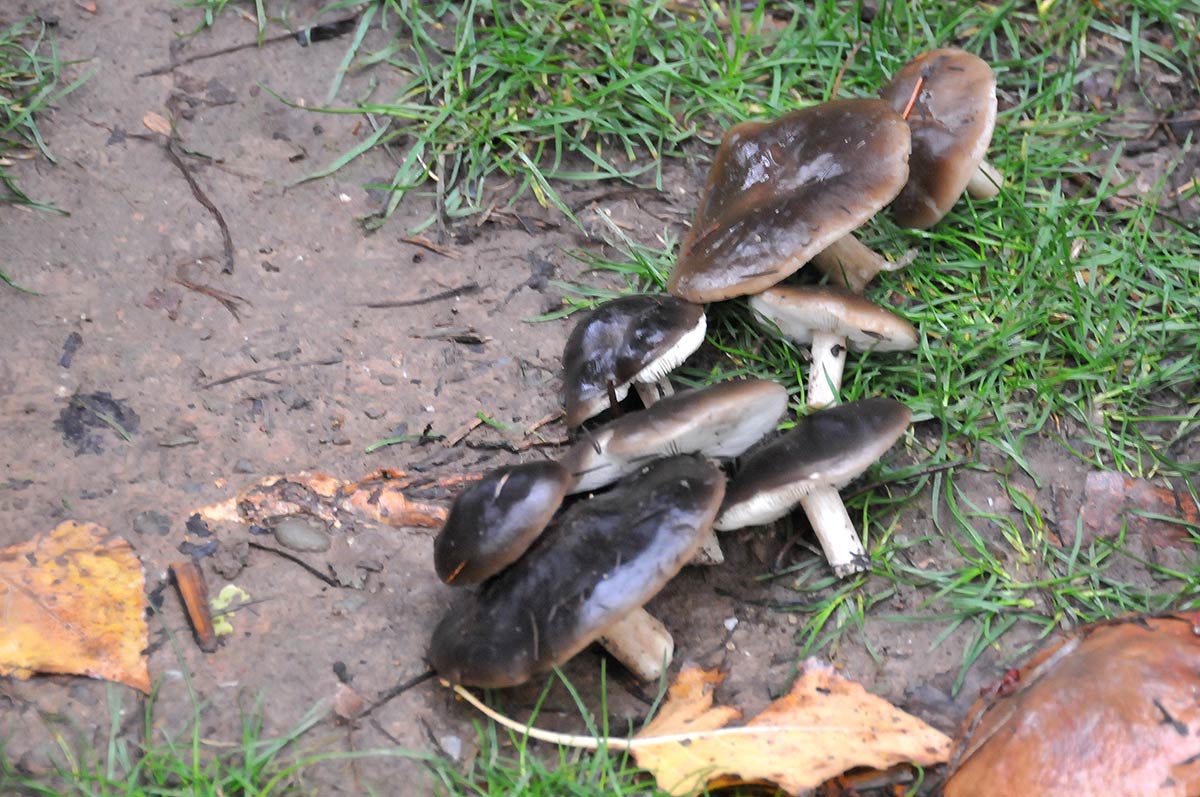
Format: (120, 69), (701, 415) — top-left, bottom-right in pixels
(561, 379), (789, 494)
(750, 285), (918, 352)
(667, 99), (911, 303)
(433, 461), (570, 585)
(716, 398), (911, 529)
(881, 48), (997, 228)
(562, 295), (706, 427)
(428, 454), (725, 688)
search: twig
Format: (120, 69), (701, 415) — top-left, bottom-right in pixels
(170, 561), (218, 652)
(172, 267), (250, 321)
(136, 15), (362, 78)
(361, 669), (438, 717)
(165, 138), (235, 274)
(401, 235), (461, 258)
(829, 39), (864, 100)
(444, 417), (483, 447)
(363, 282), (480, 309)
(248, 541), (342, 588)
(200, 355), (343, 389)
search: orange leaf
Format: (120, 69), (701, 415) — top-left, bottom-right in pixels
(946, 612), (1200, 796)
(0, 521), (149, 693)
(631, 661), (952, 796)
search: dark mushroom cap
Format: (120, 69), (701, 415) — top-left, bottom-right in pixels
(716, 397), (911, 529)
(750, 285), (918, 352)
(429, 454), (726, 688)
(881, 48), (997, 228)
(433, 461), (570, 585)
(562, 379), (789, 493)
(562, 295), (706, 428)
(667, 99), (911, 303)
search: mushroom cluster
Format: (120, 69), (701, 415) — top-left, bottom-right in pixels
(427, 49), (999, 689)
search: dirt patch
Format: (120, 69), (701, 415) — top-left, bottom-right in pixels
(1, 3), (1196, 794)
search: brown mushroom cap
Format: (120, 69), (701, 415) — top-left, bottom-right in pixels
(562, 295), (706, 428)
(428, 455), (725, 688)
(433, 461), (570, 585)
(750, 285), (918, 352)
(561, 379), (789, 494)
(666, 99), (911, 303)
(881, 48), (997, 228)
(716, 397), (911, 530)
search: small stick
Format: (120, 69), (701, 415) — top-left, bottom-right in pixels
(136, 15), (362, 78)
(200, 355), (343, 389)
(361, 668), (438, 717)
(401, 235), (461, 258)
(169, 561), (218, 652)
(829, 40), (864, 100)
(444, 417), (483, 447)
(248, 541), (341, 588)
(165, 138), (235, 274)
(171, 272), (250, 321)
(901, 75), (924, 120)
(363, 282), (480, 309)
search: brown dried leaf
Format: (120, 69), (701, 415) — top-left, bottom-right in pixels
(0, 521), (150, 692)
(195, 470), (449, 530)
(946, 612), (1200, 797)
(631, 662), (952, 796)
(142, 111), (171, 137)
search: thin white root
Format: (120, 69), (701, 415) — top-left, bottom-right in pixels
(966, 160), (1001, 199)
(797, 486), (868, 578)
(806, 331), (848, 410)
(597, 608), (674, 682)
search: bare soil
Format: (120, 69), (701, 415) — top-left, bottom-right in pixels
(1, 2), (1196, 794)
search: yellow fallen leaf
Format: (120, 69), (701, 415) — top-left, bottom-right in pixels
(0, 521), (150, 693)
(631, 661), (952, 796)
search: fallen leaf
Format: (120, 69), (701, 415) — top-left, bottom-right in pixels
(1072, 471), (1200, 548)
(0, 521), (149, 692)
(195, 469), (467, 530)
(142, 111), (171, 137)
(631, 661), (952, 796)
(945, 612), (1200, 797)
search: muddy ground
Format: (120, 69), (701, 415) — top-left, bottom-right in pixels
(1, 2), (1197, 794)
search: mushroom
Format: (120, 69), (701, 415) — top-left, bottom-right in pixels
(715, 398), (911, 578)
(429, 454), (725, 687)
(562, 294), (706, 428)
(433, 461), (570, 585)
(749, 285), (918, 410)
(562, 378), (787, 566)
(880, 48), (1000, 228)
(666, 98), (911, 303)
(562, 379), (788, 494)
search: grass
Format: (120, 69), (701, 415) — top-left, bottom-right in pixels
(0, 15), (89, 291)
(33, 0), (1200, 793)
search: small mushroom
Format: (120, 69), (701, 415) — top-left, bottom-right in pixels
(809, 235), (918, 294)
(715, 398), (911, 578)
(433, 461), (570, 585)
(667, 99), (911, 303)
(562, 379), (788, 494)
(880, 48), (1000, 229)
(562, 295), (706, 428)
(750, 285), (918, 410)
(429, 455), (726, 687)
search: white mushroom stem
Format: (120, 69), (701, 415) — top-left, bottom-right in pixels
(811, 235), (918, 293)
(798, 486), (868, 578)
(807, 331), (848, 410)
(967, 160), (1002, 199)
(634, 379), (674, 407)
(597, 608), (674, 682)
